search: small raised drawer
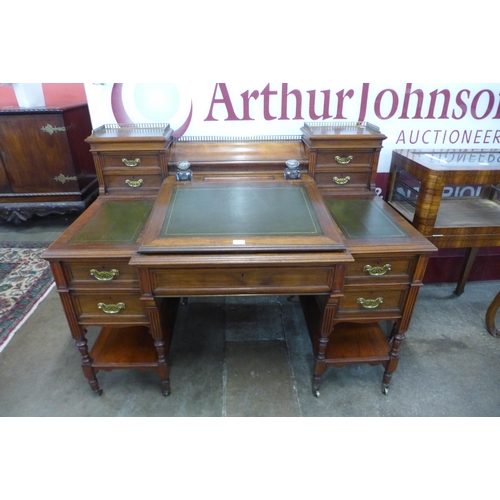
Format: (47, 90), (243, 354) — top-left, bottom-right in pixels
(314, 169), (372, 191)
(315, 151), (373, 169)
(101, 153), (163, 169)
(103, 174), (163, 193)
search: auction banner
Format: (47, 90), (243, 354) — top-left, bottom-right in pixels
(85, 82), (500, 181)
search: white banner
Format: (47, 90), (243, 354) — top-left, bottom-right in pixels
(85, 82), (500, 173)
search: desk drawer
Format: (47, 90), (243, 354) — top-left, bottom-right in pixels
(345, 256), (415, 285)
(315, 151), (373, 169)
(72, 292), (148, 324)
(336, 284), (408, 318)
(151, 267), (334, 295)
(64, 261), (139, 289)
(104, 173), (163, 193)
(102, 153), (163, 169)
(314, 169), (372, 191)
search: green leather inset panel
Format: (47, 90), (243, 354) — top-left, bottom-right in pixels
(161, 185), (323, 237)
(326, 199), (409, 239)
(70, 201), (154, 244)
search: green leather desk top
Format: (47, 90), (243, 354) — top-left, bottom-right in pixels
(162, 184), (322, 238)
(69, 201), (154, 244)
(139, 177), (346, 253)
(326, 198), (409, 240)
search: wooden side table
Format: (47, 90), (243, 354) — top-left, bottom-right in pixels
(385, 149), (500, 295)
(486, 291), (500, 337)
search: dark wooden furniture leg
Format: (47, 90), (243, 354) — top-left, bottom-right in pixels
(76, 336), (102, 395)
(382, 323), (404, 395)
(486, 291), (500, 337)
(454, 247), (479, 296)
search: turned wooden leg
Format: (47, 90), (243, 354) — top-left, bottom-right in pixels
(454, 247), (479, 296)
(75, 338), (102, 395)
(153, 338), (170, 396)
(486, 291), (500, 337)
(381, 329), (406, 395)
(312, 326), (333, 398)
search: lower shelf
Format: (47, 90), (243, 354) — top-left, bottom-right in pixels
(90, 325), (158, 370)
(300, 295), (392, 366)
(325, 322), (391, 366)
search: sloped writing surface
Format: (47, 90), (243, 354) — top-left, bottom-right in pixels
(162, 184), (322, 238)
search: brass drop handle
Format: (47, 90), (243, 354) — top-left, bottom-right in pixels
(97, 302), (125, 314)
(125, 179), (143, 188)
(335, 155), (353, 165)
(90, 269), (119, 281)
(357, 297), (383, 309)
(122, 158), (141, 167)
(363, 264), (392, 276)
(333, 176), (350, 185)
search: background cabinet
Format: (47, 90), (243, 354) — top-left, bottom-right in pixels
(0, 104), (98, 223)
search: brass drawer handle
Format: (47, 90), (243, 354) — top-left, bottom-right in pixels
(125, 178), (143, 188)
(333, 176), (350, 185)
(122, 158), (141, 167)
(363, 264), (392, 276)
(90, 269), (119, 281)
(357, 297), (383, 309)
(335, 155), (353, 165)
(97, 302), (125, 314)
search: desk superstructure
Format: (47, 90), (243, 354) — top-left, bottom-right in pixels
(44, 123), (435, 397)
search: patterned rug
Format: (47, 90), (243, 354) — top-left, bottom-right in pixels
(0, 242), (54, 353)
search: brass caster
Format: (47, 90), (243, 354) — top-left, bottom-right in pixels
(313, 389), (320, 398)
(382, 385), (389, 395)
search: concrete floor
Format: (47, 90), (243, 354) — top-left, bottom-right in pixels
(1, 213), (499, 417)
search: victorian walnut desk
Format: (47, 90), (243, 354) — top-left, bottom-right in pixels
(44, 123), (436, 397)
(385, 149), (500, 295)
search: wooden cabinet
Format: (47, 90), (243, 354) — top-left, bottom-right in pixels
(0, 105), (98, 223)
(385, 149), (500, 294)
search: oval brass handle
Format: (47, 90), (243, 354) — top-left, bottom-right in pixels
(90, 269), (119, 281)
(125, 179), (143, 188)
(97, 302), (125, 314)
(335, 155), (353, 165)
(122, 158), (141, 167)
(363, 264), (392, 276)
(357, 297), (383, 309)
(333, 176), (350, 185)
